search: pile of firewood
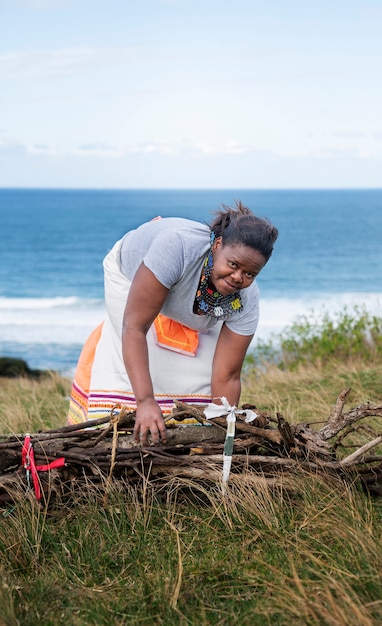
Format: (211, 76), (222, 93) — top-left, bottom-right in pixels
(1, 388), (382, 506)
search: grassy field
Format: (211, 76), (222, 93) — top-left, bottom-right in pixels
(0, 309), (382, 625)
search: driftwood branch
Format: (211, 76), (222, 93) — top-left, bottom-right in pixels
(340, 436), (382, 466)
(318, 388), (382, 440)
(1, 388), (382, 505)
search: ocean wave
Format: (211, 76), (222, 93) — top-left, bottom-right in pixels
(0, 296), (103, 310)
(0, 296), (105, 344)
(0, 292), (380, 348)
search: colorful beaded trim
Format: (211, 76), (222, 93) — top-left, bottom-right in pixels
(194, 233), (243, 319)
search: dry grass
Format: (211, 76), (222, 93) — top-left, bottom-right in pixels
(0, 373), (71, 435)
(2, 471), (381, 625)
(0, 355), (381, 624)
(242, 357), (382, 424)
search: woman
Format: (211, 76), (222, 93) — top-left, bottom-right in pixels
(68, 201), (278, 445)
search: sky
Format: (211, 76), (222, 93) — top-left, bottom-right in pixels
(0, 0), (381, 189)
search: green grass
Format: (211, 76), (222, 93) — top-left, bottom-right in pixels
(1, 477), (382, 625)
(1, 307), (382, 625)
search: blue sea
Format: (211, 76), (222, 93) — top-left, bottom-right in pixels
(1, 188), (381, 376)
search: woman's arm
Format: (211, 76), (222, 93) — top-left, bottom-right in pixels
(122, 262), (169, 445)
(211, 324), (253, 407)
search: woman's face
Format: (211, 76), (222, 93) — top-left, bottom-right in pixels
(210, 238), (266, 296)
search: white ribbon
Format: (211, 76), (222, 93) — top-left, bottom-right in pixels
(204, 396), (235, 420)
(243, 409), (259, 423)
(204, 400), (259, 423)
(203, 399), (261, 491)
(203, 397), (241, 493)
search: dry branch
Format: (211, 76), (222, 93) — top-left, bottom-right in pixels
(318, 395), (382, 441)
(1, 388), (382, 505)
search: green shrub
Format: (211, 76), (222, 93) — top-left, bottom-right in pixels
(247, 306), (382, 371)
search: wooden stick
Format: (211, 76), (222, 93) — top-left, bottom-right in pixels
(340, 436), (382, 466)
(319, 392), (382, 441)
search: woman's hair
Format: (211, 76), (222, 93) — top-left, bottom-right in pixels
(210, 200), (278, 262)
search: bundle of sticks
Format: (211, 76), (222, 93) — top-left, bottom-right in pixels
(1, 388), (382, 505)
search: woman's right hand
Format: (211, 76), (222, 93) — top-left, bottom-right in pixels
(133, 398), (168, 446)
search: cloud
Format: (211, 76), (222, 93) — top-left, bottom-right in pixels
(27, 143), (59, 156)
(0, 136), (253, 160)
(0, 136), (61, 157)
(0, 136), (125, 159)
(129, 140), (251, 157)
(224, 141), (248, 155)
(57, 143), (382, 161)
(191, 141), (251, 156)
(188, 143), (214, 156)
(72, 144), (125, 158)
(130, 142), (176, 156)
(3, 134), (377, 163)
(0, 47), (134, 80)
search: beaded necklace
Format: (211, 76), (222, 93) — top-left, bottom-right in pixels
(194, 233), (243, 319)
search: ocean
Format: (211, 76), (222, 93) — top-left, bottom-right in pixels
(1, 188), (381, 376)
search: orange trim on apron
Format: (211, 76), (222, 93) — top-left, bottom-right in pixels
(153, 314), (199, 357)
(74, 322), (104, 392)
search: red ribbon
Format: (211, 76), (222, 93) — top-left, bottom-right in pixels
(22, 434), (65, 501)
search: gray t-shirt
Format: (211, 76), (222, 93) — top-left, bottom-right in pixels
(119, 217), (259, 336)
